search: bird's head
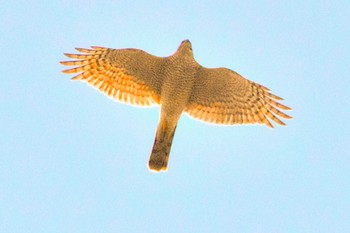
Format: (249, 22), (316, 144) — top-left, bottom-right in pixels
(176, 39), (193, 55)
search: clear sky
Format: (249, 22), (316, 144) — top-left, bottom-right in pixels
(1, 1), (349, 233)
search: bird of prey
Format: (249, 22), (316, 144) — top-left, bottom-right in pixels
(60, 39), (292, 172)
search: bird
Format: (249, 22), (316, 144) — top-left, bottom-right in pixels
(60, 39), (292, 172)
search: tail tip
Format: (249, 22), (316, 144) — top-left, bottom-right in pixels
(148, 159), (168, 173)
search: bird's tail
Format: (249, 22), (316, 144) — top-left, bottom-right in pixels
(148, 121), (177, 172)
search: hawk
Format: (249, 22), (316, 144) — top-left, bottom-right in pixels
(60, 40), (292, 172)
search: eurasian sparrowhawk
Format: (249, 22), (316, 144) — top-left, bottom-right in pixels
(60, 40), (292, 172)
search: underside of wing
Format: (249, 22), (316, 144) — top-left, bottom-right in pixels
(185, 67), (292, 128)
(60, 47), (162, 107)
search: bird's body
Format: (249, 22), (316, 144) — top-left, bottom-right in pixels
(61, 40), (292, 172)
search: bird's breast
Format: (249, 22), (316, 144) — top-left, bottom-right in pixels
(159, 62), (198, 117)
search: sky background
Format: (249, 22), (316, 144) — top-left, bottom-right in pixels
(1, 1), (349, 232)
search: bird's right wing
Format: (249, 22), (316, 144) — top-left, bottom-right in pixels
(60, 46), (166, 107)
(185, 67), (292, 128)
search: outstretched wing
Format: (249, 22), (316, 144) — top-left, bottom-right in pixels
(60, 46), (165, 107)
(185, 67), (292, 128)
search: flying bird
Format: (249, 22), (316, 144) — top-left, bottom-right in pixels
(60, 40), (292, 172)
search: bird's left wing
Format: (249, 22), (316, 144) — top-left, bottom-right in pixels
(60, 46), (166, 107)
(185, 67), (292, 128)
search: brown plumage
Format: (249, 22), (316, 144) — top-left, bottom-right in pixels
(60, 40), (292, 172)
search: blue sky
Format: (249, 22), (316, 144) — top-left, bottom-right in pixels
(1, 1), (349, 232)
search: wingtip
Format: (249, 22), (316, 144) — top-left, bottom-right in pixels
(71, 76), (81, 81)
(63, 53), (78, 59)
(75, 47), (87, 52)
(62, 67), (80, 74)
(266, 122), (274, 129)
(90, 46), (106, 50)
(61, 69), (71, 74)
